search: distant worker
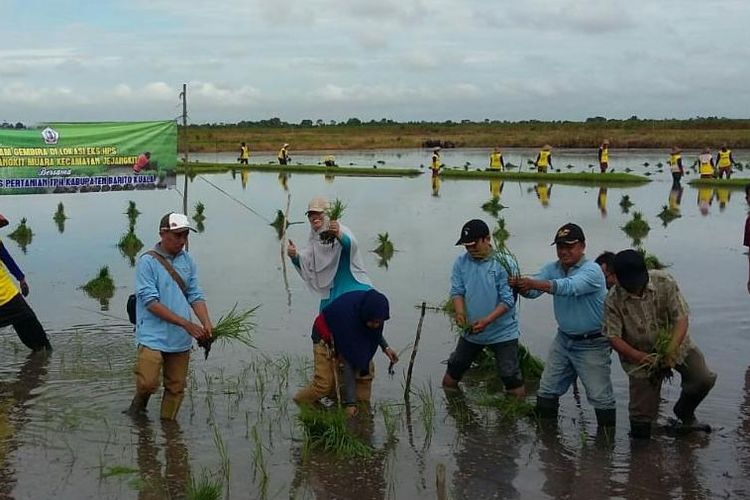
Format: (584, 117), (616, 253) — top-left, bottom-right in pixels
(431, 148), (442, 176)
(133, 152), (151, 174)
(535, 145), (553, 173)
(323, 155), (336, 167)
(716, 145), (735, 179)
(238, 142), (250, 165)
(598, 140), (610, 173)
(669, 147), (684, 186)
(489, 147), (505, 171)
(698, 148), (715, 179)
(278, 144), (290, 166)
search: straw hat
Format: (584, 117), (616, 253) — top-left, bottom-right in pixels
(671, 146), (682, 154)
(542, 144), (552, 151)
(602, 139), (610, 145)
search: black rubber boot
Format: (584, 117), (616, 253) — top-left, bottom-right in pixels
(124, 393), (151, 417)
(535, 396), (559, 419)
(595, 408), (616, 428)
(673, 393), (712, 432)
(629, 420), (652, 439)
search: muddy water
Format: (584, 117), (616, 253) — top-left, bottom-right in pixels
(1, 148), (749, 498)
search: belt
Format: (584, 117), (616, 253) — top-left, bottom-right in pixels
(558, 329), (603, 341)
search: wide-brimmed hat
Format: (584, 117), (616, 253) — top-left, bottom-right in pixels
(542, 144), (552, 151)
(671, 146), (682, 154)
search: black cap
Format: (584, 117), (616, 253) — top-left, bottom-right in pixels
(456, 219), (490, 245)
(613, 249), (649, 292)
(551, 223), (585, 245)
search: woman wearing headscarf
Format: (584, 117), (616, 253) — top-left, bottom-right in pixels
(293, 289), (391, 416)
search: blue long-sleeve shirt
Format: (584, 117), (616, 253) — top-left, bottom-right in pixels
(525, 258), (606, 335)
(450, 251), (518, 345)
(135, 244), (206, 352)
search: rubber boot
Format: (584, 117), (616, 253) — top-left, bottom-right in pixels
(595, 408), (616, 428)
(535, 396), (559, 419)
(629, 420), (652, 439)
(160, 392), (184, 421)
(673, 393), (711, 433)
(124, 393), (151, 417)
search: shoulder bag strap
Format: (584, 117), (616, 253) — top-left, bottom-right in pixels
(146, 250), (188, 296)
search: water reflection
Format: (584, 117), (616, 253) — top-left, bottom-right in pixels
(597, 188), (608, 218)
(135, 418), (191, 500)
(534, 184), (552, 208)
(716, 187), (731, 212)
(0, 352), (49, 497)
(241, 169), (249, 190)
(444, 389), (522, 499)
(697, 187), (715, 216)
(431, 176), (441, 197)
(278, 172), (290, 191)
(489, 179), (504, 199)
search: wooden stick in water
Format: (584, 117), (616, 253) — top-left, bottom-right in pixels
(404, 301), (426, 401)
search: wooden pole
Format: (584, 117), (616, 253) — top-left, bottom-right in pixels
(280, 193), (292, 308)
(181, 83), (188, 215)
(404, 301), (426, 401)
(436, 463), (447, 500)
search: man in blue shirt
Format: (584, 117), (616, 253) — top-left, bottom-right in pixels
(510, 223), (615, 428)
(125, 212), (213, 420)
(442, 219), (525, 399)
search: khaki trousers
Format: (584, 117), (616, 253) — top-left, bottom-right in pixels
(293, 342), (374, 405)
(134, 345), (190, 420)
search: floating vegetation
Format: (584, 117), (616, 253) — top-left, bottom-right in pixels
(81, 266), (115, 309)
(193, 201), (206, 222)
(637, 247), (668, 270)
(619, 195), (634, 212)
(53, 202), (67, 233)
(374, 232), (395, 268)
(627, 327), (674, 384)
(481, 197), (507, 217)
(8, 217), (33, 252)
(622, 211), (650, 245)
(198, 304), (258, 360)
(298, 405), (372, 458)
(657, 205), (681, 227)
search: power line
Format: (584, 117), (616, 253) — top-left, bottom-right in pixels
(197, 174), (272, 224)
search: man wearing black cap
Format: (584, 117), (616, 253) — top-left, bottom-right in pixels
(509, 223), (615, 428)
(125, 212), (213, 420)
(0, 214), (52, 352)
(442, 219), (525, 399)
(603, 249), (716, 439)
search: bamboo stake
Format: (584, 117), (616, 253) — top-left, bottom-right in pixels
(280, 193), (292, 308)
(436, 463), (447, 500)
(404, 302), (427, 401)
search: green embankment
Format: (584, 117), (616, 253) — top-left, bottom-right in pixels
(687, 177), (750, 189)
(179, 163), (423, 177)
(439, 169), (651, 186)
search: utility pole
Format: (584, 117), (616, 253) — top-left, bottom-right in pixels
(180, 83), (188, 215)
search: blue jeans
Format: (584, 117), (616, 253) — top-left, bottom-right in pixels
(537, 333), (615, 410)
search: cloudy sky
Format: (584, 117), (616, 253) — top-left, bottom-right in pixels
(1, 0), (747, 124)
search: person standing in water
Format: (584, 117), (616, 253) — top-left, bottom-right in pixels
(598, 140), (610, 173)
(535, 145), (553, 173)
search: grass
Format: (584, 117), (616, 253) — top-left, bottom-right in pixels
(81, 266), (115, 299)
(179, 162), (422, 177)
(622, 211), (650, 245)
(198, 304), (258, 359)
(298, 405), (372, 458)
(439, 170), (651, 186)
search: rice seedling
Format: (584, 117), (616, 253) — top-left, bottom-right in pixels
(298, 405), (372, 458)
(53, 202), (67, 233)
(187, 469), (223, 500)
(193, 201), (206, 222)
(81, 266), (115, 308)
(492, 217), (510, 248)
(269, 209), (301, 239)
(125, 201), (140, 221)
(481, 197), (507, 217)
(657, 205), (681, 227)
(379, 403), (401, 443)
(475, 394), (535, 421)
(636, 247), (668, 270)
(198, 304), (258, 359)
(250, 422), (269, 484)
(212, 425), (231, 484)
(621, 211), (650, 245)
(373, 232), (395, 268)
(415, 383), (435, 442)
(626, 326), (674, 383)
(8, 217), (33, 252)
(325, 198), (346, 221)
(118, 229), (143, 255)
(518, 344), (545, 379)
(619, 195), (634, 212)
(100, 465), (139, 479)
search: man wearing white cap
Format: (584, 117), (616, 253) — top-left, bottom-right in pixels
(278, 143), (290, 165)
(125, 212), (213, 420)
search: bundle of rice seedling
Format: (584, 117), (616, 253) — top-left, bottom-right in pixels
(619, 195), (634, 212)
(53, 203), (67, 223)
(298, 405), (372, 458)
(627, 326), (673, 383)
(622, 211), (650, 245)
(636, 247), (668, 270)
(125, 201), (140, 221)
(198, 304), (257, 359)
(481, 197), (506, 217)
(9, 217), (33, 244)
(193, 201), (206, 223)
(476, 394), (535, 421)
(319, 198), (346, 244)
(118, 229), (143, 255)
(518, 344), (545, 379)
(374, 232), (394, 257)
(657, 205), (680, 227)
(81, 266), (115, 299)
(492, 217), (510, 248)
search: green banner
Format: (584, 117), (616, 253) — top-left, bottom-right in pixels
(0, 121), (177, 195)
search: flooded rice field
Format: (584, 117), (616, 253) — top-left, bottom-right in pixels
(1, 148), (749, 499)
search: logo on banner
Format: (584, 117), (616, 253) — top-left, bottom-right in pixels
(41, 127), (59, 145)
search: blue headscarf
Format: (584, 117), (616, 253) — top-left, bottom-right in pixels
(321, 289), (390, 372)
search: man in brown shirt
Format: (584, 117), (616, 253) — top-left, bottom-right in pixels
(603, 249), (716, 439)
